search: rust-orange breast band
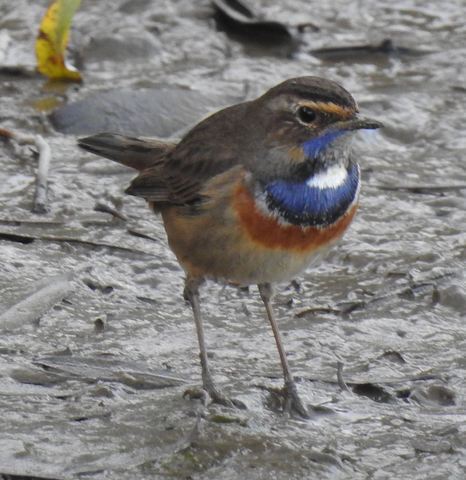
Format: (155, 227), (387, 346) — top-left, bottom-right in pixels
(233, 184), (358, 252)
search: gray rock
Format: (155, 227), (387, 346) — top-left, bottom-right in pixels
(49, 86), (240, 137)
(84, 31), (159, 62)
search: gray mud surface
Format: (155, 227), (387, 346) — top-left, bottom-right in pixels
(0, 1), (465, 478)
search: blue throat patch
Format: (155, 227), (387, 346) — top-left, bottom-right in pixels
(264, 161), (360, 227)
(302, 130), (346, 159)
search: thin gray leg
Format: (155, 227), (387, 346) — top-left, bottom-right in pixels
(183, 277), (245, 409)
(258, 283), (309, 418)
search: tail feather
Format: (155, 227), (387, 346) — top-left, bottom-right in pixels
(78, 133), (176, 171)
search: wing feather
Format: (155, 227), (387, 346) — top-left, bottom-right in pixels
(127, 102), (252, 206)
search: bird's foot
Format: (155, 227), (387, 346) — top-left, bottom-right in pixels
(265, 381), (310, 419)
(183, 385), (246, 410)
(283, 381), (310, 418)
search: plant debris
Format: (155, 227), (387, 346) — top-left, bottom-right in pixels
(35, 0), (82, 81)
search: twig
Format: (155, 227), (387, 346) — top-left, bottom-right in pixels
(32, 135), (51, 213)
(0, 472), (63, 480)
(296, 269), (457, 318)
(295, 306), (341, 318)
(0, 127), (14, 139)
(0, 65), (39, 77)
(0, 272), (74, 330)
(0, 127), (52, 213)
(93, 203), (159, 241)
(34, 355), (187, 388)
(127, 228), (159, 242)
(257, 371), (443, 386)
(374, 184), (466, 194)
(94, 202), (128, 221)
(338, 271), (455, 314)
(336, 361), (350, 392)
(0, 217), (64, 225)
(0, 229), (157, 256)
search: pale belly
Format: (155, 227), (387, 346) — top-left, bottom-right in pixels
(161, 200), (357, 285)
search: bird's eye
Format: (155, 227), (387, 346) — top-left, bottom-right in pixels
(297, 106), (317, 124)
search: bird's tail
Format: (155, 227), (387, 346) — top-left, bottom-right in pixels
(77, 133), (176, 171)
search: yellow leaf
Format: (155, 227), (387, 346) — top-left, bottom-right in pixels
(35, 0), (82, 81)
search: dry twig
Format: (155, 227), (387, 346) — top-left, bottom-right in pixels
(0, 127), (52, 213)
(375, 183), (466, 194)
(336, 361), (351, 392)
(0, 272), (74, 330)
(0, 229), (157, 256)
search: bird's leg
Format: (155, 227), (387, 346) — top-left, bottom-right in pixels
(183, 277), (245, 409)
(258, 283), (309, 418)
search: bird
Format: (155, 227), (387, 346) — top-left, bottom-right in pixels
(78, 76), (382, 418)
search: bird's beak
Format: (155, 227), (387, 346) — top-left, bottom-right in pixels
(329, 116), (384, 133)
(301, 116), (383, 162)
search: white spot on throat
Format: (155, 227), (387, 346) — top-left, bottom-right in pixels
(306, 164), (348, 190)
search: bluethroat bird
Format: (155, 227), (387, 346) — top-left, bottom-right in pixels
(78, 77), (382, 418)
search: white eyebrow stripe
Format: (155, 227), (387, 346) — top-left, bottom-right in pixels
(306, 164), (348, 189)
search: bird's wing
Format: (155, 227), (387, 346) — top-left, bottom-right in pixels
(126, 103), (252, 206)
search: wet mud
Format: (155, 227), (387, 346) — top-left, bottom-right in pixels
(0, 0), (465, 478)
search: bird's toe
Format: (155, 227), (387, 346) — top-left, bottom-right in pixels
(183, 385), (246, 410)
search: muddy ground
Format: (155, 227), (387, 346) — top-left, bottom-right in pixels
(0, 1), (465, 479)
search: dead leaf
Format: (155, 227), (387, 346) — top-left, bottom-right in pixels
(35, 0), (82, 81)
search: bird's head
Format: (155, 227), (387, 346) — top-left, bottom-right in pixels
(249, 76), (382, 183)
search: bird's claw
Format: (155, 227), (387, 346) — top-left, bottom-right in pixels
(183, 386), (246, 410)
(283, 381), (310, 419)
(264, 381), (310, 419)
